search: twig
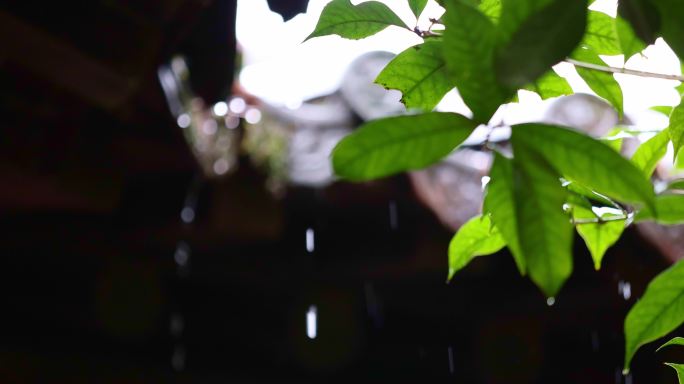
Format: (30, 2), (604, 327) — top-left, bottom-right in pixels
(566, 58), (684, 82)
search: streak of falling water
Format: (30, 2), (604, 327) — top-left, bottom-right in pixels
(364, 282), (383, 328)
(389, 200), (398, 230)
(306, 305), (318, 339)
(170, 313), (184, 338)
(591, 330), (599, 352)
(305, 228), (315, 254)
(172, 345), (186, 372)
(546, 297), (556, 306)
(447, 346), (455, 375)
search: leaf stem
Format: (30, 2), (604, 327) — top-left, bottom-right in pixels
(565, 59), (684, 82)
(572, 215), (629, 225)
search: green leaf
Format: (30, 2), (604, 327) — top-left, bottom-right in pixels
(566, 181), (620, 209)
(572, 46), (625, 118)
(443, 0), (510, 123)
(376, 41), (453, 111)
(631, 129), (670, 177)
(448, 214), (506, 281)
(332, 112), (476, 181)
(511, 123), (655, 208)
(616, 15), (647, 58)
(669, 102), (684, 162)
(617, 0), (661, 46)
(484, 153), (526, 274)
(664, 363), (684, 384)
(652, 105), (674, 116)
(511, 148), (573, 297)
(494, 0), (588, 88)
(573, 206), (625, 270)
(601, 127), (625, 152)
(668, 179), (684, 191)
(635, 194), (684, 224)
(583, 11), (622, 55)
(479, 0), (502, 23)
(657, 336), (684, 351)
(306, 0), (408, 41)
(408, 0), (429, 19)
(624, 259), (684, 371)
(524, 70), (573, 100)
(651, 0), (684, 60)
(498, 0), (554, 40)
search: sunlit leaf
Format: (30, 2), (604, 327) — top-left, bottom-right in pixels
(479, 0), (502, 23)
(376, 41), (453, 111)
(635, 194), (684, 224)
(601, 127), (625, 152)
(583, 10), (622, 55)
(664, 363), (684, 384)
(572, 46), (625, 117)
(631, 129), (670, 177)
(573, 206), (625, 270)
(484, 153), (526, 274)
(658, 336), (684, 351)
(616, 15), (647, 58)
(306, 0), (407, 41)
(408, 0), (429, 19)
(524, 70), (573, 100)
(511, 124), (655, 207)
(669, 102), (684, 162)
(512, 148), (573, 297)
(566, 181), (619, 208)
(443, 0), (510, 122)
(332, 112), (476, 181)
(495, 0), (588, 88)
(448, 214), (506, 281)
(652, 105), (675, 116)
(624, 259), (684, 371)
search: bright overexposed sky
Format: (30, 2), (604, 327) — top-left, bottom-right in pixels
(236, 0), (682, 130)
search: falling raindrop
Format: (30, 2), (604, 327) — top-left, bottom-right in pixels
(177, 113), (191, 129)
(172, 345), (186, 372)
(306, 305), (318, 340)
(180, 207), (195, 224)
(213, 101), (228, 117)
(388, 201), (398, 230)
(174, 242), (190, 267)
(170, 313), (184, 337)
(447, 346), (455, 374)
(364, 282), (383, 328)
(229, 97), (247, 115)
(591, 331), (600, 352)
(618, 281), (632, 301)
(546, 297), (556, 306)
(305, 228), (315, 253)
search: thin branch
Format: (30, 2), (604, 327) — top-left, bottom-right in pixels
(565, 58), (684, 82)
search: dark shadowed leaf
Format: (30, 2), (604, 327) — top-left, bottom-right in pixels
(573, 46), (625, 117)
(668, 179), (684, 191)
(306, 0), (407, 41)
(498, 0), (553, 40)
(618, 0), (661, 45)
(443, 0), (510, 122)
(484, 153), (526, 274)
(652, 0), (684, 60)
(408, 0), (429, 19)
(624, 259), (684, 371)
(376, 41), (453, 111)
(495, 0), (588, 88)
(631, 129), (670, 177)
(511, 148), (573, 297)
(573, 206), (625, 270)
(332, 112), (476, 181)
(448, 215), (506, 281)
(511, 124), (655, 207)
